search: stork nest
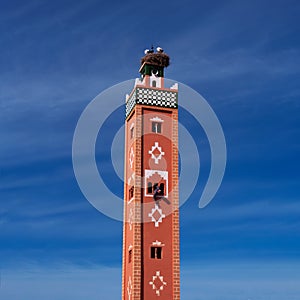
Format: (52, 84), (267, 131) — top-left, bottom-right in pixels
(140, 52), (170, 68)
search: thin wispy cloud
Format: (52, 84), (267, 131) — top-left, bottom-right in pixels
(1, 261), (299, 300)
(1, 0), (299, 299)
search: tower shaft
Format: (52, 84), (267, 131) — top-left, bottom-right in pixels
(122, 51), (180, 299)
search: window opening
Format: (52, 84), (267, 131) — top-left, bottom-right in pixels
(159, 183), (165, 195)
(151, 247), (162, 259)
(130, 127), (134, 139)
(147, 182), (153, 194)
(152, 122), (161, 133)
(129, 186), (134, 199)
(129, 249), (132, 263)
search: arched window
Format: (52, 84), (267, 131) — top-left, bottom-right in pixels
(152, 80), (156, 87)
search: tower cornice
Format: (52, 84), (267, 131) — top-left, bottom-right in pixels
(125, 86), (178, 119)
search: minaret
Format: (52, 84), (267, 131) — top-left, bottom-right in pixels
(122, 47), (180, 299)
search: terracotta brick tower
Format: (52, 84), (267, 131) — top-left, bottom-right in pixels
(122, 47), (180, 299)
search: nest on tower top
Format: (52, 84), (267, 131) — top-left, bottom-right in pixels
(140, 52), (170, 68)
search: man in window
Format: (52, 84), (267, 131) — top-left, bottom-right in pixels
(153, 186), (170, 207)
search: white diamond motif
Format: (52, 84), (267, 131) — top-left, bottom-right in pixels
(127, 276), (132, 300)
(128, 207), (133, 231)
(148, 142), (165, 164)
(129, 147), (134, 169)
(148, 204), (165, 227)
(149, 271), (167, 296)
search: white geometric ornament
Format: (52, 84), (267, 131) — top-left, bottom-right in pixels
(150, 116), (164, 123)
(128, 207), (133, 231)
(149, 271), (167, 296)
(152, 240), (164, 246)
(148, 142), (165, 164)
(145, 169), (168, 180)
(148, 204), (166, 227)
(127, 276), (132, 300)
(129, 146), (134, 169)
(128, 172), (135, 186)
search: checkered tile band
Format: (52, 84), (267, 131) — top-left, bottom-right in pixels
(126, 88), (178, 117)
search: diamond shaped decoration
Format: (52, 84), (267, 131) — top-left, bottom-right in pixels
(127, 276), (132, 300)
(148, 142), (165, 164)
(128, 207), (133, 231)
(148, 204), (165, 227)
(129, 147), (134, 169)
(149, 271), (167, 296)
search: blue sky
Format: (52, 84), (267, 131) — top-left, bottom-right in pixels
(1, 0), (300, 299)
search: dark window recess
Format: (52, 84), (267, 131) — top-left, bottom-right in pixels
(129, 186), (134, 199)
(130, 127), (134, 139)
(147, 182), (153, 194)
(151, 247), (162, 259)
(159, 183), (165, 195)
(152, 81), (156, 87)
(152, 122), (161, 133)
(153, 183), (158, 191)
(157, 247), (162, 259)
(129, 250), (132, 263)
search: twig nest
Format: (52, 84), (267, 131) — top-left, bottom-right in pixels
(140, 52), (170, 68)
